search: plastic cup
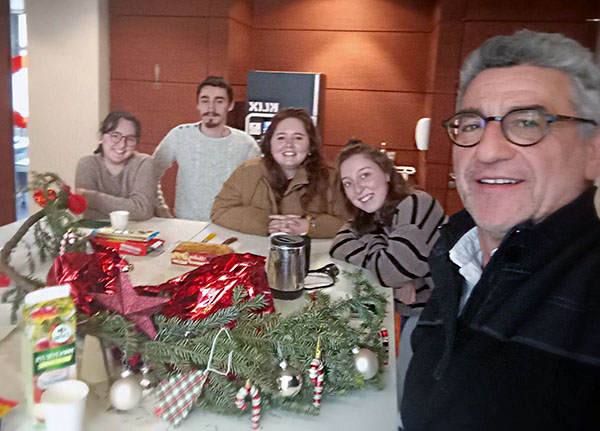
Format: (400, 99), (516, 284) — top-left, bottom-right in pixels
(110, 210), (129, 230)
(41, 379), (89, 431)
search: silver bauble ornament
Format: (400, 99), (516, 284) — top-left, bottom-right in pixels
(139, 365), (155, 390)
(110, 375), (143, 411)
(120, 367), (133, 378)
(352, 347), (378, 380)
(276, 360), (303, 397)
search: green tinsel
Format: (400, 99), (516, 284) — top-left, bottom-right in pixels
(81, 270), (388, 418)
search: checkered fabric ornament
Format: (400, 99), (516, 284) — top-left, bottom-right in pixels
(155, 369), (208, 426)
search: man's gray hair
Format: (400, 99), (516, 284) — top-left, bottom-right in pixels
(457, 30), (600, 136)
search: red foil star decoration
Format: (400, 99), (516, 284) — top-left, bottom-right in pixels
(91, 272), (170, 338)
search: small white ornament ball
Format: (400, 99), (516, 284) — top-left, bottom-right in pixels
(353, 347), (378, 380)
(110, 375), (143, 411)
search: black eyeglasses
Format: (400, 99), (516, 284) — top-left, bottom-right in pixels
(442, 108), (597, 148)
(107, 131), (138, 147)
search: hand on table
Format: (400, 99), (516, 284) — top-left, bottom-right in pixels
(268, 215), (309, 235)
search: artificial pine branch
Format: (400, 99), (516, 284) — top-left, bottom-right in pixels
(0, 207), (47, 298)
(82, 271), (388, 418)
(0, 172), (85, 319)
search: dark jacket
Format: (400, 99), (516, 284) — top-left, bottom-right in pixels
(401, 188), (600, 431)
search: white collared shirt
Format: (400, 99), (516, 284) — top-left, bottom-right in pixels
(449, 227), (497, 314)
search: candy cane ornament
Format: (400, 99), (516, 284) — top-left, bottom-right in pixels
(235, 380), (261, 430)
(308, 357), (323, 384)
(379, 328), (389, 365)
(309, 334), (325, 408)
(309, 358), (324, 407)
(60, 229), (77, 255)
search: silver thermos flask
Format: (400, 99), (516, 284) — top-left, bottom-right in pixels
(266, 234), (310, 300)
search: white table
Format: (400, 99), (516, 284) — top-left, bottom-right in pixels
(0, 219), (397, 431)
(123, 218), (210, 285)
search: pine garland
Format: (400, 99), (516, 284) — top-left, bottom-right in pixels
(1, 172), (390, 422)
(82, 270), (388, 417)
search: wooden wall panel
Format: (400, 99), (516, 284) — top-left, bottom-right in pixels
(426, 162), (451, 191)
(253, 30), (431, 93)
(427, 20), (463, 94)
(231, 84), (248, 102)
(426, 92), (455, 165)
(226, 19), (253, 86)
(323, 89), (427, 151)
(224, 0), (253, 24)
(110, 0), (213, 17)
(444, 188), (463, 216)
(110, 0), (253, 21)
(465, 0), (599, 22)
(111, 81), (199, 145)
(207, 18), (229, 78)
(110, 16), (210, 83)
(421, 162), (452, 209)
(0, 0), (15, 224)
(254, 0), (434, 32)
(321, 145), (342, 167)
(461, 21), (597, 60)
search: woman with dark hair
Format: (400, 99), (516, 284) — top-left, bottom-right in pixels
(330, 139), (446, 314)
(211, 108), (349, 237)
(75, 110), (164, 221)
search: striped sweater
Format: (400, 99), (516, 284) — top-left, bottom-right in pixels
(329, 191), (446, 315)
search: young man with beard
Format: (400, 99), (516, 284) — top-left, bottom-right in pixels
(400, 30), (600, 430)
(154, 76), (260, 221)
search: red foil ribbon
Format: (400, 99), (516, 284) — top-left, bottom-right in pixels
(47, 246), (131, 315)
(136, 253), (274, 320)
(48, 249), (274, 321)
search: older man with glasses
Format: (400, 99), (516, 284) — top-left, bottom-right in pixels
(400, 30), (600, 431)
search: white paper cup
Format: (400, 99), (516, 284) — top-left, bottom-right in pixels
(110, 210), (129, 230)
(42, 379), (89, 431)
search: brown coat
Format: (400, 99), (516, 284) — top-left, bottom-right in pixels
(211, 158), (350, 237)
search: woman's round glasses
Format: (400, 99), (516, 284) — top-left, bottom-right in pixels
(107, 131), (138, 147)
(442, 108), (597, 148)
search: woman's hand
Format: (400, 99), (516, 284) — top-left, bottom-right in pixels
(285, 216), (309, 235)
(268, 215), (309, 235)
(75, 188), (87, 195)
(395, 281), (417, 305)
(268, 216), (288, 234)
